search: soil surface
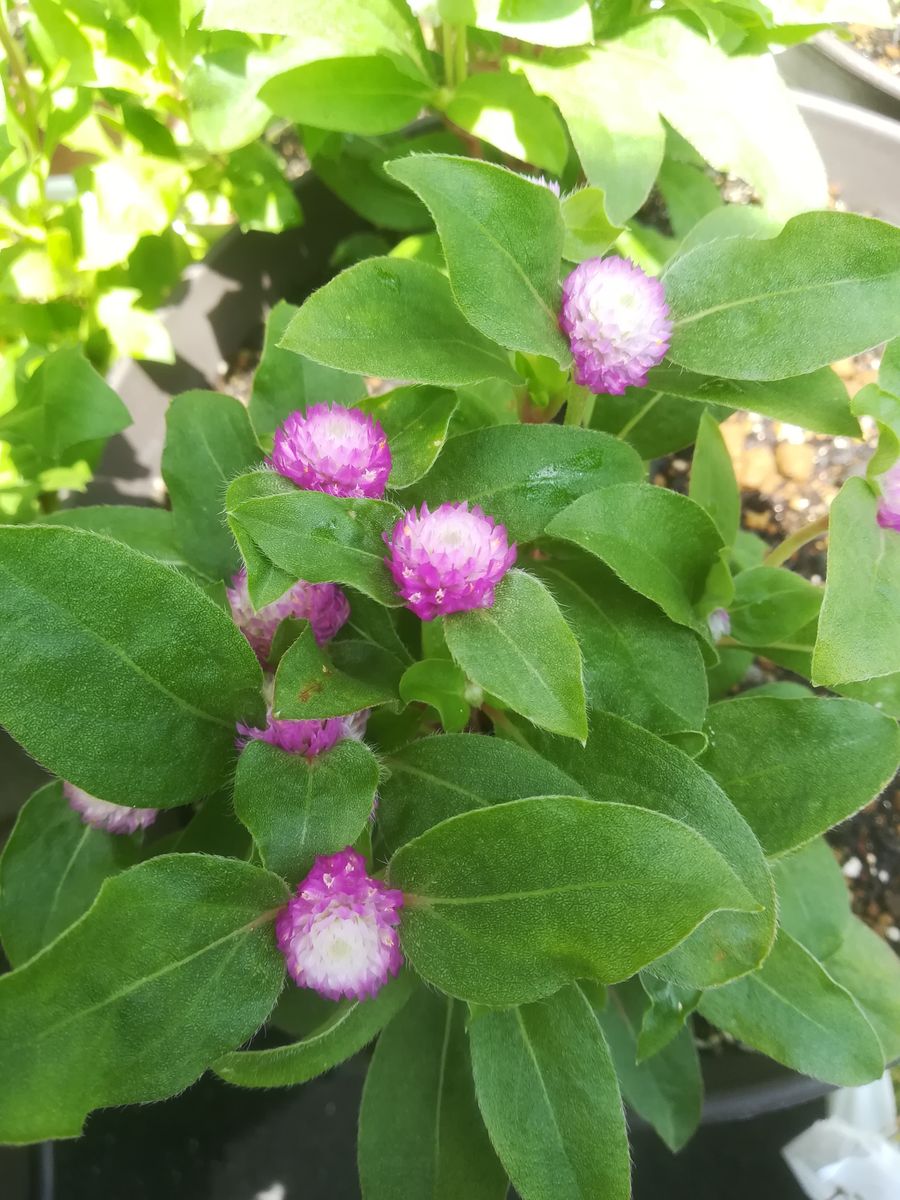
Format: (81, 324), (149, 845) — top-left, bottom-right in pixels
(847, 12), (900, 80)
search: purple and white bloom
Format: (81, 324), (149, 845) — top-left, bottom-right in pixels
(63, 782), (158, 835)
(226, 568), (349, 661)
(877, 461), (900, 533)
(269, 403), (391, 499)
(529, 174), (561, 196)
(560, 257), (672, 395)
(707, 608), (731, 641)
(237, 709), (369, 759)
(385, 502), (516, 621)
(276, 848), (404, 1000)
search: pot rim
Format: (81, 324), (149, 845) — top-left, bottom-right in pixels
(814, 30), (900, 104)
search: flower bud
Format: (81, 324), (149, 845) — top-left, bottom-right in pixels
(269, 403), (391, 499)
(877, 462), (900, 533)
(707, 608), (731, 641)
(276, 848), (403, 1000)
(385, 502), (516, 621)
(226, 568), (349, 662)
(237, 709), (369, 759)
(560, 257), (672, 395)
(63, 782), (157, 835)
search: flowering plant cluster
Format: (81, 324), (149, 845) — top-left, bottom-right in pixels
(3, 1), (900, 1196)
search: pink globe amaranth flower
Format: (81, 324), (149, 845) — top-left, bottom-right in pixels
(226, 568), (349, 662)
(237, 709), (369, 759)
(708, 608), (731, 641)
(385, 502), (516, 621)
(276, 848), (403, 1001)
(269, 403), (391, 499)
(63, 782), (158, 835)
(529, 173), (561, 196)
(560, 256), (672, 395)
(876, 462), (900, 532)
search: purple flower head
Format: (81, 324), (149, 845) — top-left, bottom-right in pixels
(529, 174), (561, 196)
(237, 708), (369, 759)
(560, 257), (672, 395)
(385, 502), (516, 621)
(877, 461), (900, 533)
(63, 782), (158, 835)
(269, 404), (391, 499)
(276, 848), (404, 1001)
(226, 568), (349, 662)
(707, 608), (731, 641)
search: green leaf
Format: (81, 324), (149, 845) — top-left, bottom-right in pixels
(386, 156), (567, 363)
(249, 301), (367, 442)
(466, 0), (593, 46)
(546, 483), (727, 638)
(532, 553), (708, 737)
(636, 974), (701, 1061)
(233, 739), (378, 884)
(598, 979), (702, 1153)
(379, 732), (578, 855)
(214, 969), (414, 1088)
(43, 505), (187, 568)
(770, 838), (850, 961)
(560, 186), (623, 262)
(645, 366), (859, 438)
(698, 928), (884, 1087)
(665, 213), (900, 380)
(339, 592), (415, 666)
(0, 855), (287, 1143)
(162, 390), (262, 581)
(408, 425), (642, 542)
(729, 566), (823, 647)
(469, 983), (629, 1200)
(516, 50), (664, 225)
(676, 205), (782, 257)
(399, 659), (471, 733)
(359, 986), (507, 1200)
(689, 410), (740, 548)
(0, 782), (137, 967)
(0, 348), (129, 464)
(443, 570), (587, 741)
(698, 696), (900, 857)
(184, 47), (271, 153)
(445, 69), (567, 175)
(0, 526), (262, 808)
(261, 57), (432, 137)
(852, 383), (900, 478)
(388, 795), (758, 1004)
(656, 159), (722, 241)
(517, 710), (775, 989)
(226, 470), (402, 608)
(590, 388), (729, 460)
(281, 258), (519, 388)
(274, 624), (403, 719)
(881, 336), (900, 395)
(824, 916), (900, 1063)
(364, 385), (458, 489)
(813, 477), (900, 686)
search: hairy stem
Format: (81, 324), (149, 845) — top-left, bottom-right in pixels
(763, 513), (829, 568)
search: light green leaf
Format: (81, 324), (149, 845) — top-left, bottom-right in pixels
(0, 855), (287, 1143)
(813, 477), (900, 686)
(234, 739), (378, 883)
(363, 385), (458, 489)
(729, 566), (823, 647)
(43, 506), (187, 568)
(226, 470), (402, 608)
(446, 69), (567, 174)
(636, 974), (701, 1062)
(698, 928), (884, 1087)
(409, 424), (642, 542)
(466, 0), (593, 46)
(386, 156), (568, 363)
(676, 205), (783, 257)
(281, 258), (519, 388)
(590, 388), (729, 460)
(274, 624), (403, 719)
(666, 213), (900, 381)
(359, 987), (507, 1200)
(824, 916), (900, 1063)
(379, 732), (578, 855)
(339, 592), (414, 667)
(214, 969), (415, 1088)
(0, 782), (137, 967)
(689, 410), (740, 548)
(469, 983), (629, 1200)
(443, 570), (587, 741)
(560, 186), (623, 262)
(162, 390), (263, 581)
(532, 553), (708, 738)
(770, 838), (851, 961)
(0, 526), (263, 808)
(184, 47), (271, 153)
(699, 696), (900, 857)
(547, 483), (728, 638)
(399, 659), (471, 733)
(388, 795), (758, 1004)
(249, 301), (366, 441)
(598, 979), (702, 1153)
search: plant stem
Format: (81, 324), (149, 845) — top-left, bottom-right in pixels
(442, 23), (455, 86)
(762, 513), (829, 568)
(616, 390), (662, 440)
(564, 384), (595, 428)
(454, 24), (467, 85)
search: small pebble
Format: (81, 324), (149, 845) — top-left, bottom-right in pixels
(843, 856), (863, 879)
